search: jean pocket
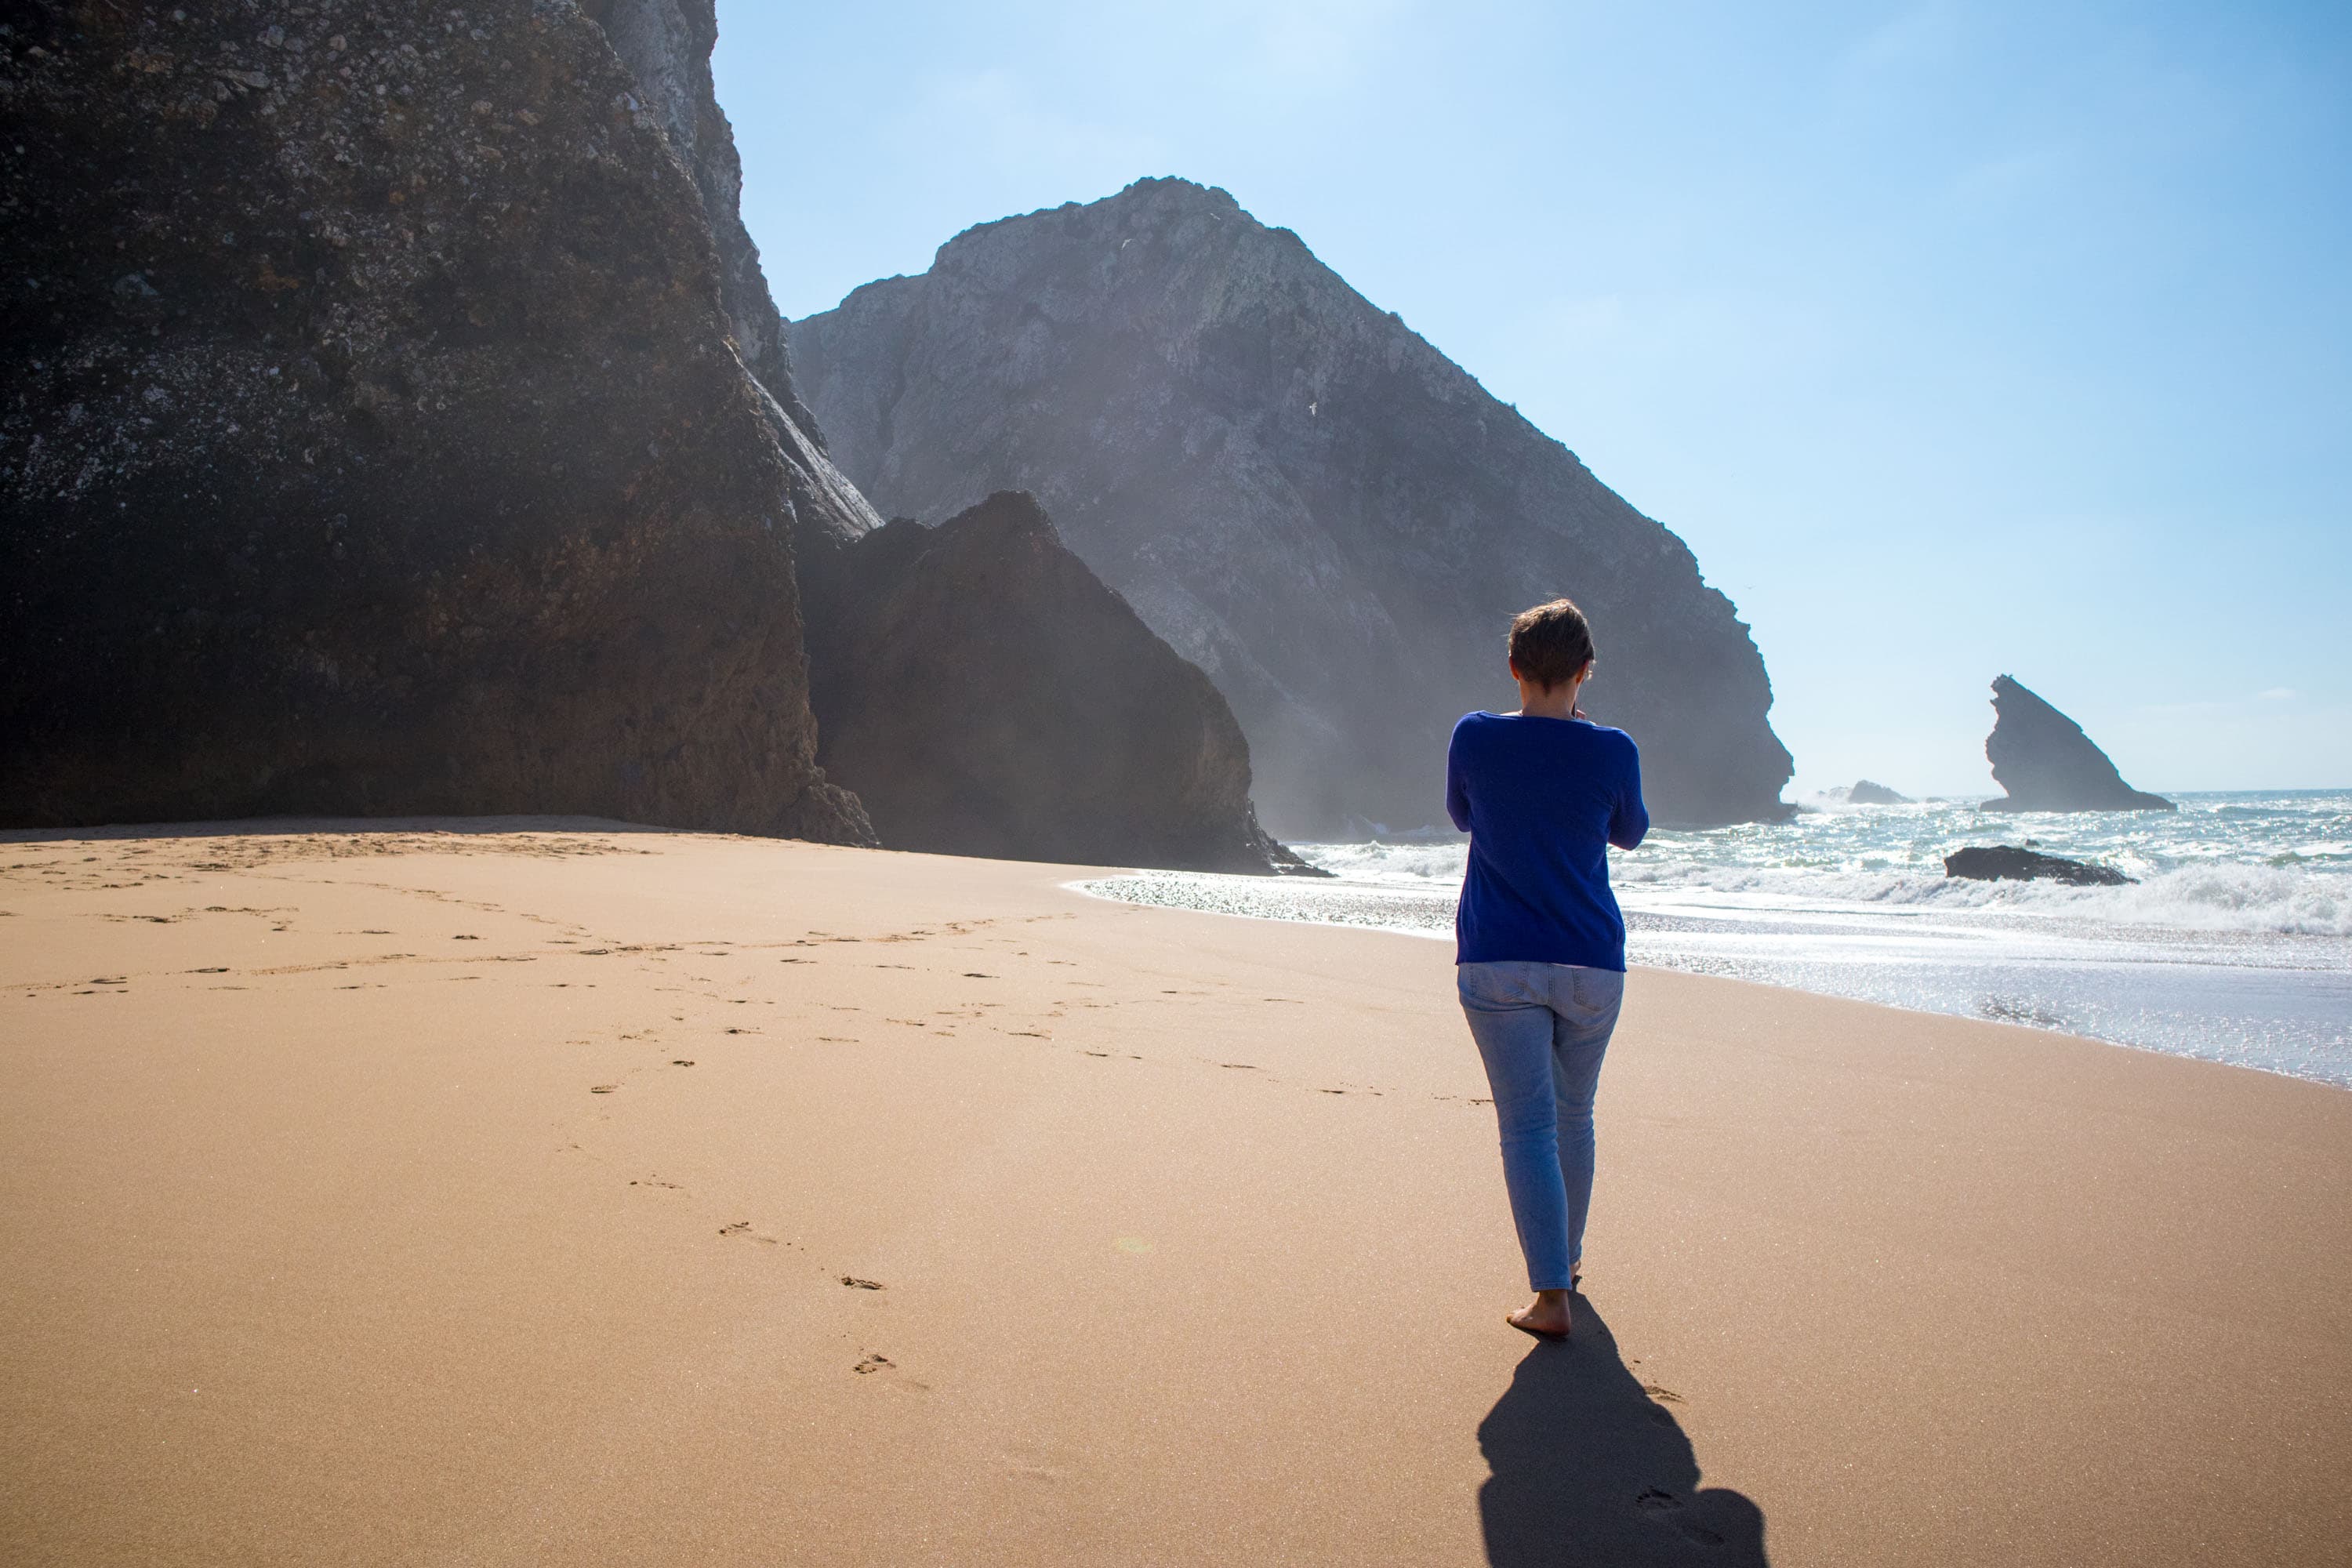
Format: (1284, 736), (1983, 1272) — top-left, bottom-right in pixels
(1569, 967), (1625, 1015)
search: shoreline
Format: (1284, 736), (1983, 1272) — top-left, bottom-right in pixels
(1075, 872), (2352, 1092)
(1076, 855), (2352, 1090)
(5, 820), (2348, 1565)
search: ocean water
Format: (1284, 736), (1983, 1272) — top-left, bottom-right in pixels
(1080, 790), (2352, 1087)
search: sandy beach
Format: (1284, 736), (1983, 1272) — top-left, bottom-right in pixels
(2, 821), (2347, 1566)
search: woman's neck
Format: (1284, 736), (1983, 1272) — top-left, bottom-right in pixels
(1514, 677), (1584, 720)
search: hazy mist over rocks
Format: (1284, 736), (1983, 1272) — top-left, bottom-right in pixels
(789, 177), (1795, 837)
(0, 2), (1287, 873)
(0, 0), (866, 843)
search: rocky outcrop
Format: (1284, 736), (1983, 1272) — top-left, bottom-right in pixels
(804, 492), (1311, 871)
(1945, 847), (2134, 887)
(0, 1), (869, 839)
(789, 177), (1794, 835)
(589, 21), (1290, 869)
(1, 5), (1294, 877)
(578, 0), (878, 556)
(1981, 677), (2173, 814)
(576, 6), (1296, 872)
(1844, 780), (1912, 805)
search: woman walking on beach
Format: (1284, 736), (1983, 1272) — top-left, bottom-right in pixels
(1447, 598), (1648, 1341)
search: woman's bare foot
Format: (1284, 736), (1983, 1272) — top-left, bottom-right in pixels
(1506, 1288), (1573, 1340)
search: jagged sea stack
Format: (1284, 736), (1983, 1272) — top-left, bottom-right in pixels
(1981, 677), (2173, 812)
(789, 178), (1794, 835)
(0, 0), (866, 840)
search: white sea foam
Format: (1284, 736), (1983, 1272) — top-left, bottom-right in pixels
(1299, 789), (2352, 939)
(1603, 859), (2352, 938)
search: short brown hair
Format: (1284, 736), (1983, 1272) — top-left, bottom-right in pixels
(1508, 598), (1595, 688)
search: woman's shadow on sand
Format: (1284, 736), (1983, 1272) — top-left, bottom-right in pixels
(1479, 1295), (1769, 1566)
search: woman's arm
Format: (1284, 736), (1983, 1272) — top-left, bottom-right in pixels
(1446, 725), (1473, 833)
(1609, 743), (1649, 850)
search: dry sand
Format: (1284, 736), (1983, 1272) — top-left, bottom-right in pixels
(2, 821), (2347, 1566)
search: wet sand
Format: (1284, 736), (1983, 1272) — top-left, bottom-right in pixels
(2, 820), (2347, 1565)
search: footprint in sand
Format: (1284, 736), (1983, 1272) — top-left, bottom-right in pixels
(853, 1354), (894, 1374)
(671, 1059), (695, 1067)
(840, 1276), (884, 1290)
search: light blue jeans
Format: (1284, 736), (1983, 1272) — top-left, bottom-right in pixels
(1457, 961), (1626, 1292)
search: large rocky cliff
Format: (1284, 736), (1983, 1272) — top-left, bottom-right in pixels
(0, 0), (867, 839)
(564, 14), (1287, 869)
(789, 178), (1795, 834)
(2, 9), (1290, 872)
(578, 0), (878, 554)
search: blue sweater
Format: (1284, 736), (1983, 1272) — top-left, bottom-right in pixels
(1446, 711), (1649, 969)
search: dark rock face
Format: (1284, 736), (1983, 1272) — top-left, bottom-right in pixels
(1844, 779), (1911, 805)
(1981, 677), (2173, 814)
(579, 0), (878, 554)
(583, 64), (1292, 872)
(0, 0), (867, 840)
(804, 492), (1308, 872)
(565, 6), (1286, 872)
(789, 177), (1794, 835)
(1, 14), (1302, 873)
(1945, 846), (2134, 887)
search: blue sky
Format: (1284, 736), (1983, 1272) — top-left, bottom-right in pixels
(716, 0), (2350, 796)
